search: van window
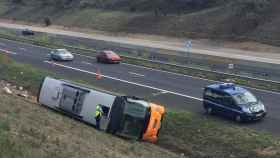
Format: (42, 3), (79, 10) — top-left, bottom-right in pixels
(204, 89), (212, 98)
(59, 85), (87, 115)
(222, 94), (235, 108)
(233, 92), (258, 105)
(52, 87), (61, 100)
(100, 105), (110, 118)
(204, 89), (223, 104)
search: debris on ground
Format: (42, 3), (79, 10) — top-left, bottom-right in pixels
(3, 86), (12, 94)
(17, 90), (28, 98)
(1, 80), (31, 99)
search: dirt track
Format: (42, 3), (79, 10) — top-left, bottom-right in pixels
(1, 20), (280, 64)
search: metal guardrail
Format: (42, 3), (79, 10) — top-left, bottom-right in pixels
(0, 33), (280, 90)
(123, 56), (280, 84)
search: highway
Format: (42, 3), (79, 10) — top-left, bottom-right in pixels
(1, 38), (280, 135)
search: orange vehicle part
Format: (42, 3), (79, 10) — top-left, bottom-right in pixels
(142, 103), (165, 143)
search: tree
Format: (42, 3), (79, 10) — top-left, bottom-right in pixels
(44, 17), (51, 26)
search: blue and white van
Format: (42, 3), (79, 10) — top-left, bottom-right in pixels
(203, 83), (267, 122)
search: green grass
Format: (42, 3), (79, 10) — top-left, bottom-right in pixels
(0, 54), (48, 94)
(160, 111), (280, 158)
(1, 53), (280, 158)
(56, 8), (136, 32)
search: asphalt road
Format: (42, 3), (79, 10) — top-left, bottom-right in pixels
(47, 34), (280, 81)
(1, 38), (280, 136)
(3, 26), (280, 81)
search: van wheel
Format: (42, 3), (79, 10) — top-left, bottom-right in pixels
(235, 115), (242, 123)
(205, 107), (213, 115)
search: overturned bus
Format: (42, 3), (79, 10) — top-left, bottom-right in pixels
(37, 77), (165, 143)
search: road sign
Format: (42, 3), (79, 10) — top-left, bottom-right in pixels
(228, 63), (234, 69)
(185, 40), (192, 64)
(185, 40), (192, 50)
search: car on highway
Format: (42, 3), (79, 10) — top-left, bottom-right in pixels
(203, 83), (266, 122)
(96, 50), (122, 64)
(21, 28), (35, 36)
(50, 49), (74, 61)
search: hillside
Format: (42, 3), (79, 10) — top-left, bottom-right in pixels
(0, 0), (279, 45)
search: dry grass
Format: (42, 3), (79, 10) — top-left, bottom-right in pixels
(0, 0), (277, 44)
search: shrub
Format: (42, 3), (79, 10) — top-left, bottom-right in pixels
(43, 17), (51, 26)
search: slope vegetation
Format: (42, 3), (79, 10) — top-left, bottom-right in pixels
(0, 0), (279, 44)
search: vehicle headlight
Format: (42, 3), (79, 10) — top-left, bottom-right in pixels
(243, 107), (251, 114)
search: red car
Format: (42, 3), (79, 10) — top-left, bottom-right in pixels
(96, 50), (122, 64)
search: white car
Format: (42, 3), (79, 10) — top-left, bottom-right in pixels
(50, 49), (74, 61)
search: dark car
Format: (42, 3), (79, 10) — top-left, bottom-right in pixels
(22, 29), (35, 36)
(203, 83), (266, 122)
(96, 50), (122, 64)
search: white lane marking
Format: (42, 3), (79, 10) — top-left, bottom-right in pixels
(44, 60), (203, 101)
(128, 71), (145, 77)
(81, 61), (93, 65)
(2, 38), (280, 95)
(152, 91), (168, 97)
(19, 48), (26, 51)
(0, 48), (17, 55)
(122, 63), (280, 95)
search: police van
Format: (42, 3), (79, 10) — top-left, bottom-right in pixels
(203, 83), (266, 122)
(37, 77), (165, 143)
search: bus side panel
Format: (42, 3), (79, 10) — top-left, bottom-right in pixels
(38, 77), (63, 109)
(80, 90), (116, 129)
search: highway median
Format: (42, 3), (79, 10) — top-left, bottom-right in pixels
(0, 53), (280, 158)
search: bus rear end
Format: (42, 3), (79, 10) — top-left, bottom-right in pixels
(106, 97), (165, 143)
